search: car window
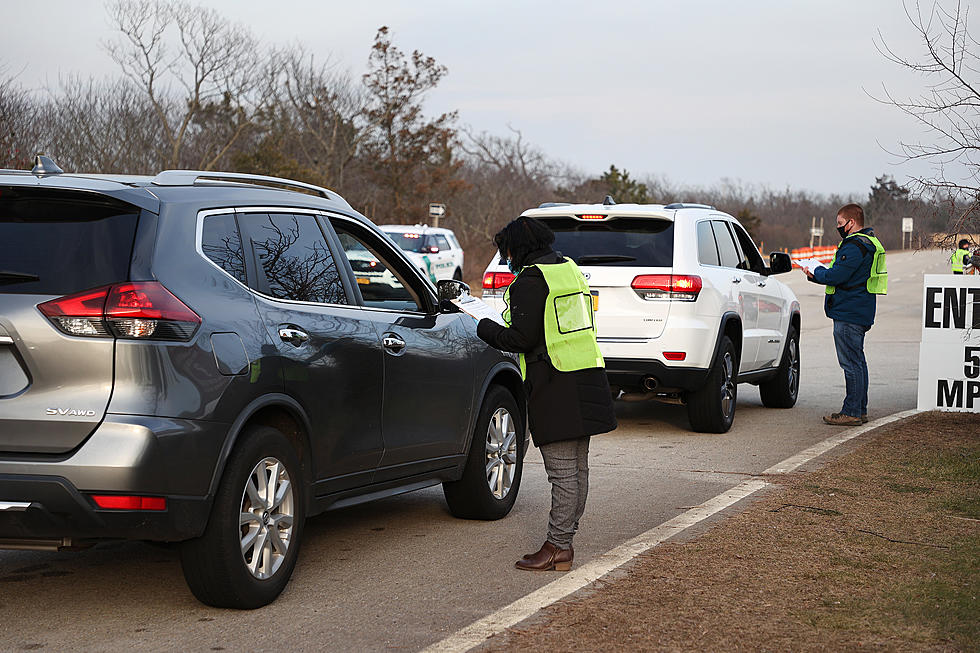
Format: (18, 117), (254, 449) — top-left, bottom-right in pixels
(0, 187), (138, 295)
(331, 220), (425, 313)
(696, 221), (720, 266)
(710, 221), (742, 269)
(239, 212), (348, 304)
(540, 217), (674, 267)
(730, 223), (767, 273)
(434, 235), (451, 251)
(384, 230), (426, 253)
(201, 213), (247, 284)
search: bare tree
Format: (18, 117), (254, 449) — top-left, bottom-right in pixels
(104, 0), (267, 170)
(875, 0), (980, 243)
(0, 71), (51, 169)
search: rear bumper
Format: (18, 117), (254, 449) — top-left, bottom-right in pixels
(0, 474), (209, 542)
(605, 358), (709, 393)
(0, 414), (228, 543)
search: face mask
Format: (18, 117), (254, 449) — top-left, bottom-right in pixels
(507, 259), (521, 275)
(837, 222), (850, 239)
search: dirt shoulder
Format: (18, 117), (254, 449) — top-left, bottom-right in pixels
(479, 412), (980, 652)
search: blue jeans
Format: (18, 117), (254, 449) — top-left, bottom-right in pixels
(833, 321), (870, 417)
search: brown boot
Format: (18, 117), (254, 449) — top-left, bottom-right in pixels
(515, 541), (573, 571)
(522, 544), (573, 560)
(823, 412), (862, 426)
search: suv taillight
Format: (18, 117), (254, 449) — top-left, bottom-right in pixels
(482, 271), (515, 297)
(631, 275), (702, 302)
(38, 282), (201, 340)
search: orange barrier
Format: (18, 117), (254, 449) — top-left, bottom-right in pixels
(790, 245), (836, 268)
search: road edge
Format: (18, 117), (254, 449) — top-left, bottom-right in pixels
(420, 408), (923, 653)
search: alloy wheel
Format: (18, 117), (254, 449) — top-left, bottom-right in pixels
(485, 407), (518, 500)
(720, 352), (736, 418)
(239, 457), (294, 580)
(788, 339), (800, 398)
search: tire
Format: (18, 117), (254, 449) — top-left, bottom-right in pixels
(443, 385), (525, 520)
(686, 336), (738, 433)
(452, 268), (463, 281)
(180, 425), (305, 609)
(759, 324), (800, 408)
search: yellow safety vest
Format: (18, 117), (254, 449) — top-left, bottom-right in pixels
(826, 232), (887, 295)
(503, 259), (604, 379)
(951, 248), (968, 273)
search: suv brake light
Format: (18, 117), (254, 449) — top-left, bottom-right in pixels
(482, 271), (515, 290)
(631, 274), (702, 301)
(39, 282), (201, 340)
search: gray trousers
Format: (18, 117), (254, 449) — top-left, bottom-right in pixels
(539, 436), (590, 549)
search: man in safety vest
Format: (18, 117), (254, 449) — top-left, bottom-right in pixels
(804, 203), (887, 426)
(476, 216), (616, 572)
(950, 239), (972, 275)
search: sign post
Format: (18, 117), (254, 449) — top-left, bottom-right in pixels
(902, 217), (913, 249)
(428, 203), (446, 227)
(917, 274), (980, 412)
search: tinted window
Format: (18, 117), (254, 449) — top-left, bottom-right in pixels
(541, 217), (674, 267)
(241, 213), (347, 304)
(434, 235), (451, 250)
(384, 231), (426, 253)
(201, 213), (246, 284)
(0, 187), (138, 295)
(697, 221), (720, 266)
(731, 223), (766, 273)
(333, 222), (422, 312)
(711, 221), (741, 268)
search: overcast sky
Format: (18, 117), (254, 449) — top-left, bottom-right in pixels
(4, 0), (960, 196)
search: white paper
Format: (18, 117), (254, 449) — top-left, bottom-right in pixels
(451, 296), (506, 325)
(796, 257), (826, 274)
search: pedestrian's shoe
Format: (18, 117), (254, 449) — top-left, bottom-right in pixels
(823, 412), (862, 426)
(861, 414), (869, 424)
(522, 544), (573, 560)
(515, 541), (573, 571)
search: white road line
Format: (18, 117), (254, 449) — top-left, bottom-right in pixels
(421, 408), (923, 653)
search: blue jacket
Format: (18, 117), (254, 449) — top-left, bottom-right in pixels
(811, 227), (878, 327)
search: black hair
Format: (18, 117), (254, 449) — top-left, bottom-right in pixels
(959, 239), (970, 248)
(493, 216), (555, 268)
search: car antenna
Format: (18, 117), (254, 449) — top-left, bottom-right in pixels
(32, 154), (64, 176)
(603, 195), (616, 206)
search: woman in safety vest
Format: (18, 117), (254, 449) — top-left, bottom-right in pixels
(477, 216), (617, 572)
(951, 239), (972, 275)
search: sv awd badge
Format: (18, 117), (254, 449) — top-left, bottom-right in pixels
(46, 408), (97, 417)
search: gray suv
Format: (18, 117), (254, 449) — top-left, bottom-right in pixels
(0, 158), (526, 608)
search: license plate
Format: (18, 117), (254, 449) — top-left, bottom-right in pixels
(591, 290), (599, 311)
(356, 277), (370, 285)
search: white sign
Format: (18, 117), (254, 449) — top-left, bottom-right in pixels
(902, 217), (914, 233)
(809, 227), (824, 237)
(428, 203), (446, 218)
(917, 274), (980, 411)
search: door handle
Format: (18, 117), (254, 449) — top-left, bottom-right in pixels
(278, 326), (309, 347)
(731, 276), (742, 284)
(382, 333), (406, 354)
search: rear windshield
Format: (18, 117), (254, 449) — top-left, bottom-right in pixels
(0, 187), (139, 295)
(540, 217), (674, 267)
(384, 231), (427, 253)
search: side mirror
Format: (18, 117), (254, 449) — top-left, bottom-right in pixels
(768, 252), (793, 275)
(437, 279), (470, 302)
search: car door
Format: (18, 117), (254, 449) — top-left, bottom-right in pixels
(328, 216), (477, 481)
(730, 222), (788, 368)
(237, 210), (384, 494)
(709, 220), (762, 370)
(431, 234), (455, 280)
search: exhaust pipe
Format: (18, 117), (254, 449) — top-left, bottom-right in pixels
(642, 376), (658, 391)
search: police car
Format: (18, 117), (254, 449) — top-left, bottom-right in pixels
(481, 200), (802, 433)
(381, 225), (465, 283)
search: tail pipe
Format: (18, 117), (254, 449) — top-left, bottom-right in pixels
(642, 376), (658, 391)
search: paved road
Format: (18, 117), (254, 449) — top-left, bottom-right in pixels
(0, 250), (949, 652)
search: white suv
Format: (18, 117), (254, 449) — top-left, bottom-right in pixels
(381, 225), (465, 283)
(481, 201), (801, 432)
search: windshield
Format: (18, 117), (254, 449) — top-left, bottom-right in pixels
(540, 217), (674, 267)
(384, 231), (426, 253)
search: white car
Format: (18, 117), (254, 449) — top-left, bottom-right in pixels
(481, 201), (801, 433)
(380, 225), (465, 283)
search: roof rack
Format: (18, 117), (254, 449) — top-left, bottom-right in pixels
(664, 203), (716, 210)
(151, 170), (341, 202)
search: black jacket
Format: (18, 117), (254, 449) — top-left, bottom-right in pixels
(477, 249), (617, 446)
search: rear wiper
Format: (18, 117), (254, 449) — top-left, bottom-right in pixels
(576, 254), (637, 264)
(0, 270), (40, 285)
